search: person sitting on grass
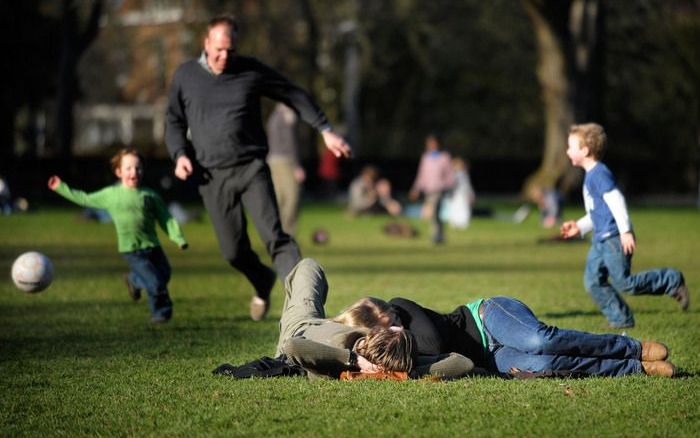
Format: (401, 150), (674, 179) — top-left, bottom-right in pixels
(48, 148), (188, 324)
(348, 165), (402, 217)
(274, 258), (473, 379)
(338, 295), (677, 378)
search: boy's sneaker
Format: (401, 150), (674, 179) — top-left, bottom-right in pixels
(151, 315), (171, 324)
(671, 279), (689, 311)
(124, 275), (141, 301)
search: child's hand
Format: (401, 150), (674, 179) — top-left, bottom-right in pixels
(47, 176), (61, 191)
(356, 355), (379, 373)
(180, 243), (189, 250)
(560, 220), (580, 239)
(620, 232), (635, 255)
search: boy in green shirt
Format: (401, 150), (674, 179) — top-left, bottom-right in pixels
(48, 149), (187, 323)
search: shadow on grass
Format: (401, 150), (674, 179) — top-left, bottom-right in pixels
(539, 310), (604, 319)
(325, 261), (577, 274)
(32, 260), (580, 277)
(2, 239), (581, 261)
(0, 300), (279, 361)
(304, 240), (559, 256)
(674, 370), (700, 378)
(2, 242), (583, 278)
(541, 308), (680, 319)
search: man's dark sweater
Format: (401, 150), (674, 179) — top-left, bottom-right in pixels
(165, 55), (329, 169)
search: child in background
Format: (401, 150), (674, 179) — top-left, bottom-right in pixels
(560, 123), (689, 328)
(0, 175), (12, 215)
(409, 134), (455, 244)
(444, 157), (475, 229)
(48, 148), (188, 323)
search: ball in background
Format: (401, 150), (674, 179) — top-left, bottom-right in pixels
(11, 251), (53, 293)
(311, 228), (330, 245)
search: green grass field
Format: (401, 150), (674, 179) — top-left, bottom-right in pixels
(1, 203), (698, 436)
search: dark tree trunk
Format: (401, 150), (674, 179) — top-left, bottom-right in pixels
(299, 0), (322, 162)
(55, 0), (102, 160)
(521, 0), (602, 199)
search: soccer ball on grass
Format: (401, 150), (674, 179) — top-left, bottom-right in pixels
(11, 251), (53, 293)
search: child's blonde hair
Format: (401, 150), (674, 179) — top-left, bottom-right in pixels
(451, 157), (466, 171)
(333, 297), (394, 328)
(569, 123), (607, 160)
(110, 148), (144, 173)
(356, 327), (415, 372)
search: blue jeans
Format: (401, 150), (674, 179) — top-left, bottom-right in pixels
(584, 236), (683, 327)
(123, 247), (172, 319)
(481, 297), (643, 376)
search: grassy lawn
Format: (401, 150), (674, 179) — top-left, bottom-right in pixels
(1, 203), (698, 436)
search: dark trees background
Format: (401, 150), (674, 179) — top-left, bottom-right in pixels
(55, 0), (103, 161)
(2, 0), (699, 198)
(520, 0), (603, 200)
(0, 1), (59, 166)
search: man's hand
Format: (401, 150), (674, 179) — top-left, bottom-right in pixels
(560, 220), (580, 239)
(620, 232), (636, 255)
(47, 175), (61, 191)
(175, 156), (193, 181)
(321, 130), (352, 159)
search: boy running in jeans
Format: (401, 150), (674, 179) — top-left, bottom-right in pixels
(49, 149), (187, 323)
(560, 123), (689, 328)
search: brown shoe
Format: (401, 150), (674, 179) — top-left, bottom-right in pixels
(641, 341), (669, 361)
(124, 274), (141, 301)
(672, 281), (690, 311)
(642, 360), (676, 377)
(250, 296), (270, 321)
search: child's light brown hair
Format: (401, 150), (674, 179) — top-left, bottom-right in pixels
(110, 148), (144, 174)
(356, 327), (415, 372)
(333, 297), (394, 328)
(569, 123), (607, 160)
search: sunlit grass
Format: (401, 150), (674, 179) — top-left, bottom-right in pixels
(1, 204), (698, 436)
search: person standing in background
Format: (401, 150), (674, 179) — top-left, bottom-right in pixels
(409, 134), (455, 244)
(266, 103), (305, 236)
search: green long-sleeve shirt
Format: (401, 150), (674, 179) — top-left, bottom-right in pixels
(54, 182), (187, 253)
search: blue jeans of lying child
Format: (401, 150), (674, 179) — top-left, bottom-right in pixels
(481, 297), (643, 376)
(123, 246), (172, 320)
(584, 235), (684, 327)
